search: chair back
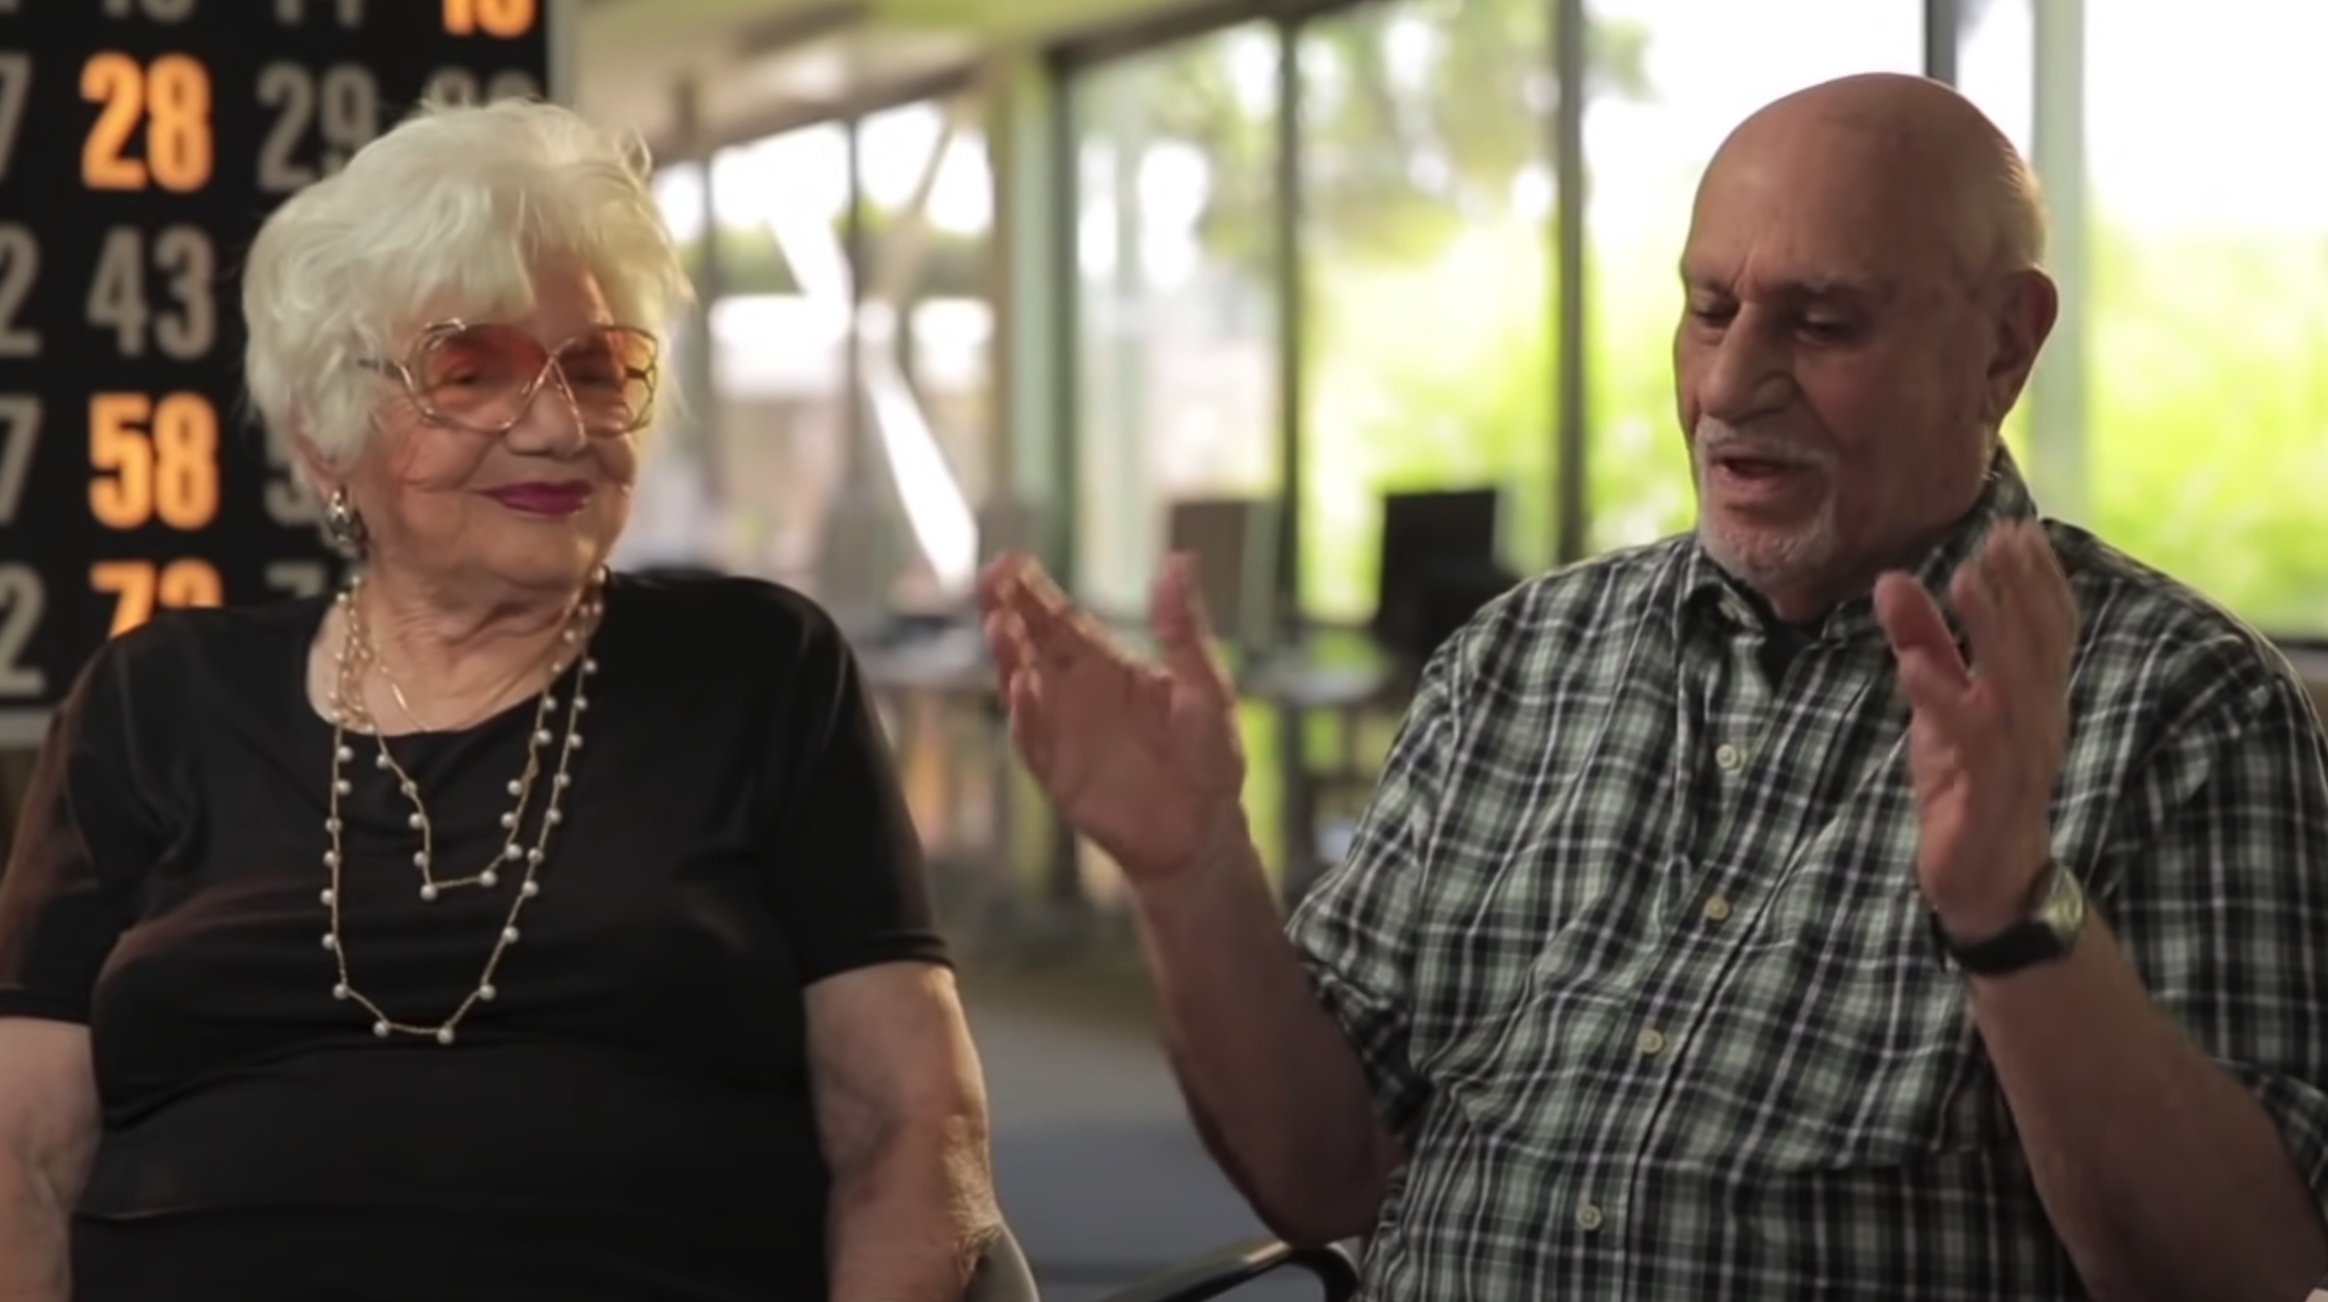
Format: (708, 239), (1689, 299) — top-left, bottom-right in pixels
(1094, 1236), (1362, 1302)
(968, 1222), (1042, 1302)
(1166, 495), (1283, 654)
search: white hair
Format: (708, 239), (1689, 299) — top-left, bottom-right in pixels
(242, 97), (693, 466)
(1990, 144), (2048, 272)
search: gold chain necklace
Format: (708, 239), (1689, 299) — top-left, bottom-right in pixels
(368, 628), (561, 736)
(371, 657), (436, 733)
(319, 571), (604, 1045)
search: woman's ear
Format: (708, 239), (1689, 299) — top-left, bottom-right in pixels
(290, 428), (338, 501)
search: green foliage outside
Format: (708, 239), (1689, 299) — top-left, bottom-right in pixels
(1301, 210), (2328, 638)
(2079, 226), (2328, 637)
(1082, 0), (2328, 888)
(1259, 213), (2328, 886)
(1107, 1), (2328, 636)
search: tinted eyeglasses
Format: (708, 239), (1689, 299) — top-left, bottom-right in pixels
(367, 320), (660, 438)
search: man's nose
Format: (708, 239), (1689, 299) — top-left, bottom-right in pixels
(1695, 314), (1794, 422)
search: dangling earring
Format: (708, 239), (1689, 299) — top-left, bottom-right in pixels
(322, 485), (367, 559)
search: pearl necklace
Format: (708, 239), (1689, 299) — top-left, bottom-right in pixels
(319, 572), (604, 1045)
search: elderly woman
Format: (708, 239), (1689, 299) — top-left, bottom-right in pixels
(0, 99), (1000, 1301)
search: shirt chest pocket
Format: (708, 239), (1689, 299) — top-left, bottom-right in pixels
(1402, 826), (1671, 1161)
(1661, 863), (2013, 1174)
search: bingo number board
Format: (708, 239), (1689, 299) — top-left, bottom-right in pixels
(0, 0), (559, 747)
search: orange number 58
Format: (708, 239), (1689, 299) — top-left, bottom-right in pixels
(82, 52), (213, 193)
(92, 558), (222, 637)
(89, 392), (219, 531)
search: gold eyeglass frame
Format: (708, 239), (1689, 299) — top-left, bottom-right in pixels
(366, 319), (662, 438)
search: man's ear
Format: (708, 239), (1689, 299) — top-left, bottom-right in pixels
(1984, 267), (2060, 424)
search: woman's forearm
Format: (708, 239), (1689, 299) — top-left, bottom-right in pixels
(826, 1117), (1000, 1302)
(0, 1161), (72, 1302)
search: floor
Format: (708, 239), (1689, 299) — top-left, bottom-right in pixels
(966, 994), (1330, 1302)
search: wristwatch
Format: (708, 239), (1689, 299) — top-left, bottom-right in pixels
(1931, 860), (2088, 976)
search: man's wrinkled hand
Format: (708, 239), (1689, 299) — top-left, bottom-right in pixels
(1873, 519), (2078, 939)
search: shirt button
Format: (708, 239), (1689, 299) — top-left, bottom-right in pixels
(1703, 895), (1733, 924)
(1714, 742), (1747, 772)
(1576, 1203), (1605, 1231)
(1636, 1028), (1667, 1057)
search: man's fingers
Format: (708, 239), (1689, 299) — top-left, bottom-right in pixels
(2010, 522), (2080, 677)
(1989, 524), (2064, 688)
(1875, 571), (1970, 685)
(1876, 570), (1994, 744)
(980, 554), (1072, 638)
(1893, 641), (1984, 740)
(1010, 556), (1082, 624)
(984, 610), (1030, 695)
(1952, 543), (2033, 701)
(1002, 666), (1055, 781)
(1000, 558), (1131, 674)
(1151, 554), (1230, 700)
(1002, 567), (1099, 666)
(975, 553), (1027, 615)
(1961, 522), (2074, 706)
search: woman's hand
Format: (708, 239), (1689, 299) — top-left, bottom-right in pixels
(976, 553), (1248, 884)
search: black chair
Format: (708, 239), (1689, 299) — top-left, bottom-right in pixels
(974, 1225), (1362, 1302)
(969, 1224), (1042, 1302)
(1095, 1237), (1363, 1302)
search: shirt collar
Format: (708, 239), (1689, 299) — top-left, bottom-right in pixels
(1675, 443), (2038, 645)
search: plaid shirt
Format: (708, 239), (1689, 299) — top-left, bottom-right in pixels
(1288, 451), (2328, 1300)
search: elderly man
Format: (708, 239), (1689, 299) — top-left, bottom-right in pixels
(979, 73), (2328, 1300)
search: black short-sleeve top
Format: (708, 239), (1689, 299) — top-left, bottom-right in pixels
(0, 571), (948, 1300)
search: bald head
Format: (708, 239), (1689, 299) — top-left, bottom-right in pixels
(1700, 73), (2044, 287)
(1673, 73), (2060, 622)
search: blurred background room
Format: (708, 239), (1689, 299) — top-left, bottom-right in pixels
(5, 1), (2326, 1297)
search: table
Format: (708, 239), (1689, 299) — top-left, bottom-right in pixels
(858, 624), (1403, 919)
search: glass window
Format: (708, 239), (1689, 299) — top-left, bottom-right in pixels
(1963, 0), (2328, 638)
(635, 124), (856, 592)
(1297, 0), (1556, 621)
(629, 137), (858, 586)
(628, 110), (999, 616)
(1071, 23), (1284, 620)
(1954, 0), (2032, 158)
(624, 160), (717, 571)
(1581, 0), (1925, 554)
(854, 97), (997, 611)
(1952, 0), (2037, 459)
(2089, 2), (2326, 635)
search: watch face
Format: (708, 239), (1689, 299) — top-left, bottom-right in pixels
(2034, 863), (2088, 935)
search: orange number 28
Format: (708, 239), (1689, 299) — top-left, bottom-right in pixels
(82, 52), (213, 193)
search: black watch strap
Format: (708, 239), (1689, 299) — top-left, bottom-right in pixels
(1931, 862), (2086, 977)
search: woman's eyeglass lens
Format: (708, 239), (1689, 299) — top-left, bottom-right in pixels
(404, 323), (658, 437)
